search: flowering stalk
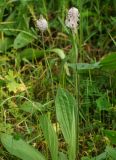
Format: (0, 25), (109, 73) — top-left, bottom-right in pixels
(36, 15), (54, 96)
(65, 7), (80, 160)
(36, 15), (48, 72)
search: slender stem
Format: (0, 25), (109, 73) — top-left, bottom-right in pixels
(41, 32), (54, 97)
(72, 31), (80, 159)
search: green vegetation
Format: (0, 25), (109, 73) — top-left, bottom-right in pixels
(0, 0), (116, 160)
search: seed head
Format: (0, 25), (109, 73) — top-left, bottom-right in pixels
(65, 7), (80, 32)
(36, 15), (48, 32)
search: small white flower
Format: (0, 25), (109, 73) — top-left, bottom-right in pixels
(36, 15), (48, 32)
(65, 18), (78, 29)
(68, 7), (80, 20)
(65, 7), (80, 32)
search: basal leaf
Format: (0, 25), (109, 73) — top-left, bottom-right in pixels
(19, 48), (44, 60)
(105, 146), (116, 160)
(1, 134), (46, 160)
(40, 114), (58, 160)
(55, 88), (77, 160)
(91, 152), (107, 160)
(14, 31), (35, 49)
(55, 88), (76, 142)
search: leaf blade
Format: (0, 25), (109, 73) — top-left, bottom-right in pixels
(1, 134), (46, 160)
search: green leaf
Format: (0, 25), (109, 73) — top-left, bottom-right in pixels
(20, 0), (30, 6)
(105, 146), (116, 160)
(96, 94), (111, 111)
(40, 114), (58, 160)
(55, 88), (76, 142)
(91, 152), (107, 160)
(100, 53), (116, 70)
(20, 101), (44, 113)
(19, 48), (44, 60)
(104, 130), (116, 145)
(1, 134), (46, 160)
(68, 62), (100, 71)
(81, 157), (91, 160)
(0, 0), (6, 21)
(0, 38), (13, 53)
(7, 80), (19, 93)
(55, 88), (77, 160)
(82, 147), (116, 160)
(0, 11), (17, 36)
(5, 70), (20, 93)
(82, 152), (107, 160)
(58, 152), (68, 160)
(68, 111), (77, 160)
(14, 31), (35, 49)
(50, 48), (65, 59)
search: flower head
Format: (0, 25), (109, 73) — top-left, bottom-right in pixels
(65, 7), (80, 32)
(36, 15), (48, 32)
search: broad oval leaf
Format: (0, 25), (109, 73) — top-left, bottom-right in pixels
(55, 88), (77, 142)
(14, 31), (36, 49)
(55, 88), (77, 160)
(105, 146), (116, 160)
(1, 134), (46, 160)
(19, 48), (44, 60)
